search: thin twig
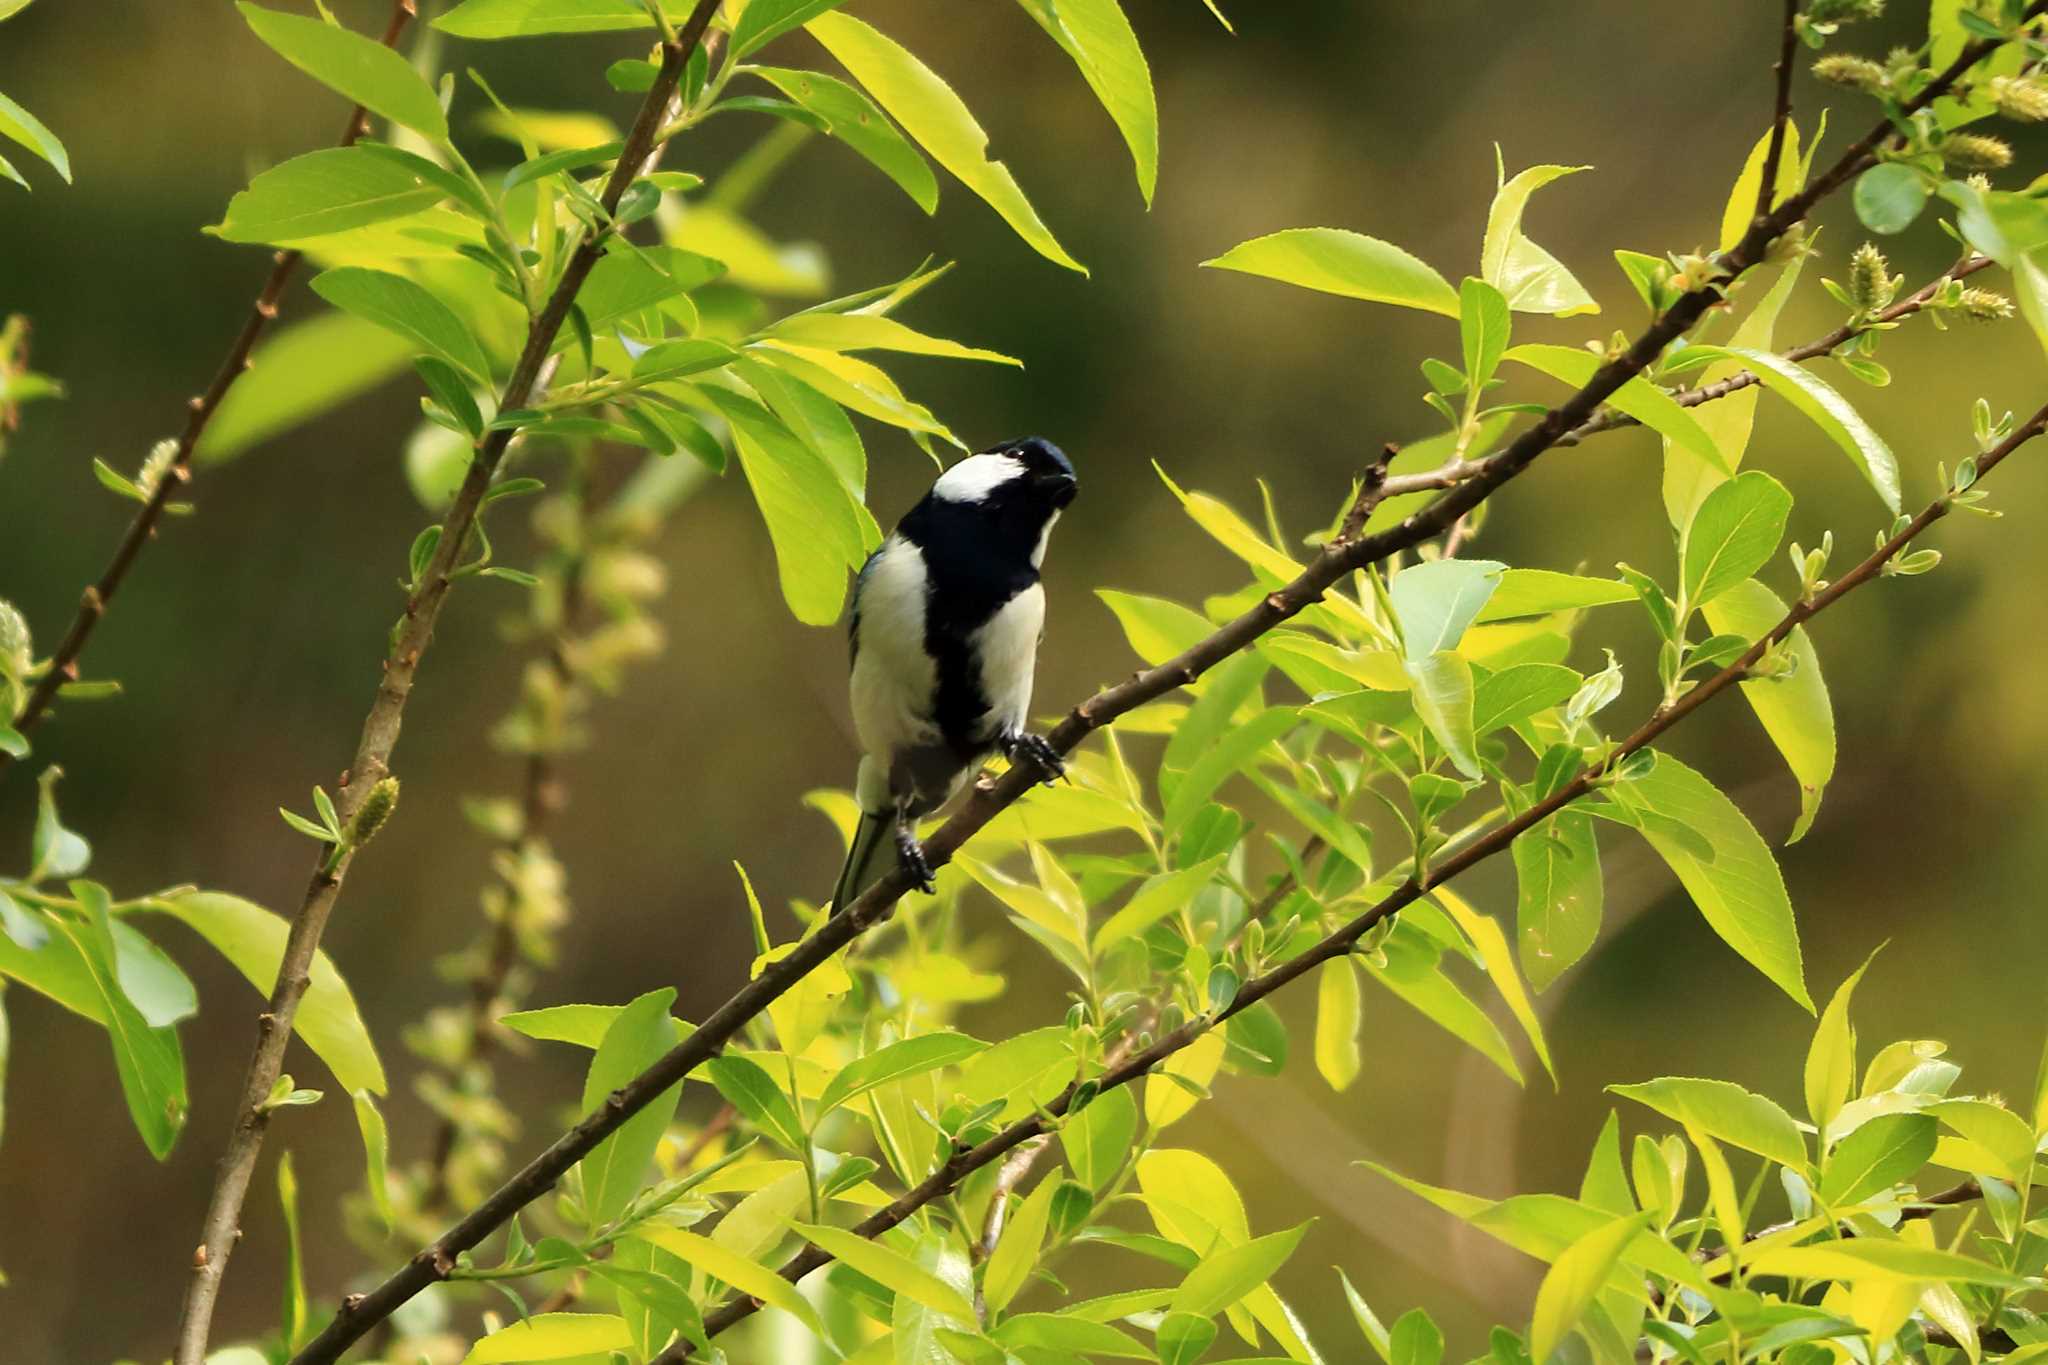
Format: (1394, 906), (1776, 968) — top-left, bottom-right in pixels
(171, 8), (723, 1362)
(1755, 0), (1801, 221)
(671, 399), (2048, 1356)
(291, 22), (2036, 1360)
(0, 0), (418, 773)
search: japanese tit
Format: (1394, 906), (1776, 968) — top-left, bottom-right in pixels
(831, 437), (1078, 911)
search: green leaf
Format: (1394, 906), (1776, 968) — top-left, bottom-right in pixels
(1805, 950), (1877, 1134)
(1169, 1221), (1312, 1318)
(108, 918), (198, 1028)
(808, 10), (1084, 272)
(1701, 580), (1834, 842)
(1460, 277), (1511, 389)
(1433, 887), (1554, 1082)
(1529, 1213), (1656, 1365)
(574, 246), (723, 332)
(1608, 1076), (1806, 1168)
(1504, 344), (1725, 471)
(51, 901), (186, 1159)
(1314, 957), (1364, 1091)
(817, 1031), (987, 1114)
(1202, 228), (1459, 316)
(704, 1052), (807, 1153)
(1406, 652), (1481, 781)
(894, 1232), (976, 1363)
(1473, 662), (1581, 736)
(499, 1002), (624, 1048)
(1366, 924), (1522, 1083)
(1721, 121), (1805, 251)
(991, 1313), (1150, 1359)
(1744, 1239), (2024, 1287)
(703, 388), (869, 625)
(732, 0), (851, 55)
(761, 310), (1016, 365)
(238, 4), (449, 140)
(1679, 346), (1900, 514)
(1478, 569), (1635, 622)
(793, 1221), (976, 1319)
(310, 267), (491, 384)
(1063, 1084), (1138, 1190)
(1580, 1113), (1635, 1216)
(1603, 752), (1811, 1010)
(1853, 163), (1928, 236)
(747, 65), (936, 212)
(631, 1236), (810, 1343)
(1513, 809), (1602, 992)
(1817, 1112), (1936, 1206)
(1482, 163), (1598, 317)
(1093, 855), (1228, 955)
(1158, 1312), (1219, 1365)
(1016, 0), (1157, 203)
(579, 989), (684, 1230)
(212, 146), (448, 244)
(1161, 707), (1295, 833)
(148, 892), (387, 1093)
(1341, 1271), (1393, 1363)
(1680, 470), (1792, 610)
(278, 1150), (309, 1348)
(0, 90), (67, 182)
(353, 1088), (394, 1232)
(199, 311), (415, 462)
(1663, 257), (1803, 528)
(437, 0), (663, 37)
(983, 1176), (1057, 1313)
(461, 1312), (635, 1362)
(31, 767), (90, 881)
(1390, 558), (1505, 661)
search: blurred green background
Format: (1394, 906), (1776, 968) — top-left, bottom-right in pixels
(3, 1), (2047, 1359)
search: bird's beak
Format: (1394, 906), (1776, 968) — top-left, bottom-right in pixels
(1039, 471), (1078, 508)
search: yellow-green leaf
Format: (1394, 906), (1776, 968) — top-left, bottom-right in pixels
(1204, 228), (1459, 316)
(794, 1221), (976, 1319)
(808, 10), (1084, 272)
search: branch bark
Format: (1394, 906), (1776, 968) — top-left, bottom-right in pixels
(0, 0), (418, 773)
(1755, 0), (1800, 221)
(169, 8), (723, 1362)
(669, 399), (2048, 1358)
(291, 17), (2037, 1361)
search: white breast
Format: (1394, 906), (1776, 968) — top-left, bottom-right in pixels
(972, 581), (1045, 742)
(850, 535), (938, 763)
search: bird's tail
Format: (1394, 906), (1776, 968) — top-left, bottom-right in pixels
(831, 756), (895, 914)
(831, 808), (895, 915)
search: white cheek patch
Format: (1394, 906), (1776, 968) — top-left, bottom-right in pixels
(1030, 510), (1060, 568)
(932, 452), (1025, 504)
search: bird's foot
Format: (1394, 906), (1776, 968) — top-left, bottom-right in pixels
(894, 822), (937, 894)
(1001, 730), (1067, 786)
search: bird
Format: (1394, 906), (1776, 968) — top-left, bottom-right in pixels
(830, 436), (1079, 913)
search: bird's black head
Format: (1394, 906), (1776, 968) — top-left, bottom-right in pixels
(928, 437), (1077, 512)
(908, 437), (1077, 572)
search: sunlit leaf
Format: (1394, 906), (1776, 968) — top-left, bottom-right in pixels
(809, 10), (1084, 272)
(1203, 228), (1459, 316)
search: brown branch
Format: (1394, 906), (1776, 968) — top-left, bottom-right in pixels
(292, 23), (2034, 1361)
(0, 2), (418, 773)
(1756, 0), (1800, 221)
(671, 399), (2048, 1357)
(170, 8), (725, 1363)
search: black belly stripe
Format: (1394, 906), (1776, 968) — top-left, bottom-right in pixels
(896, 493), (1042, 758)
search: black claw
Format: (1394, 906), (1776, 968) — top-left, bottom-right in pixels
(1003, 730), (1067, 787)
(895, 821), (937, 894)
